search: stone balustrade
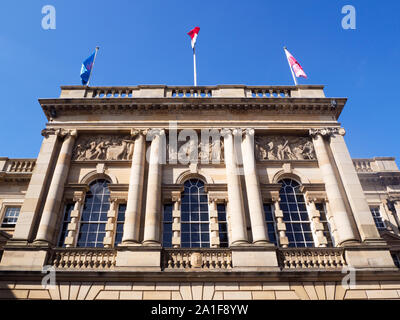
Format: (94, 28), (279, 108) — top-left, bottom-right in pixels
(0, 158), (36, 173)
(59, 85), (326, 99)
(246, 87), (291, 98)
(167, 87), (213, 98)
(353, 157), (399, 173)
(162, 249), (233, 270)
(278, 248), (346, 269)
(50, 249), (117, 269)
(353, 159), (373, 173)
(90, 87), (134, 98)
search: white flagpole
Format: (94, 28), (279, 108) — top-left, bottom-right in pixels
(86, 46), (99, 87)
(284, 47), (298, 86)
(193, 46), (197, 87)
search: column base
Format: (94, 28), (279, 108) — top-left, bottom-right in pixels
(142, 240), (162, 247)
(252, 240), (275, 247)
(32, 240), (52, 247)
(338, 239), (360, 247)
(230, 240), (250, 246)
(119, 240), (142, 247)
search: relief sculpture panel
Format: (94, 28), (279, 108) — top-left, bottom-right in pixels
(255, 136), (315, 161)
(72, 135), (135, 161)
(167, 139), (224, 163)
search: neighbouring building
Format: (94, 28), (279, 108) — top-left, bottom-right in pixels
(0, 84), (399, 300)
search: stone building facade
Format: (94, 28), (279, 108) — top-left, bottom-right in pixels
(0, 84), (399, 300)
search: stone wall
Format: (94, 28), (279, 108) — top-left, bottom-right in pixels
(1, 281), (400, 300)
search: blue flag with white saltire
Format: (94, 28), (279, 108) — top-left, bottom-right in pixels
(80, 52), (95, 85)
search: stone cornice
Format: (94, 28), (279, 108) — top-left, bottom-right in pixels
(39, 97), (346, 121)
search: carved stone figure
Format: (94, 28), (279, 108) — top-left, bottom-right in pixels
(72, 135), (135, 161)
(167, 138), (224, 163)
(255, 136), (316, 161)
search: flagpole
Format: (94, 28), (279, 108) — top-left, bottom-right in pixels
(86, 46), (99, 87)
(193, 46), (197, 87)
(284, 46), (298, 86)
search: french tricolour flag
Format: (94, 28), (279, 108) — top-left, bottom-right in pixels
(187, 27), (200, 49)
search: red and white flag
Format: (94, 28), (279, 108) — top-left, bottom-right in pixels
(187, 27), (200, 49)
(284, 47), (307, 79)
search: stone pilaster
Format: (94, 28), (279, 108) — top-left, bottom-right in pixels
(309, 128), (359, 245)
(11, 129), (61, 244)
(241, 128), (269, 245)
(272, 197), (289, 248)
(143, 129), (165, 246)
(34, 130), (77, 245)
(327, 128), (381, 243)
(221, 128), (248, 245)
(122, 129), (147, 245)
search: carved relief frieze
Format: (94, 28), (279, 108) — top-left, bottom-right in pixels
(72, 135), (135, 161)
(167, 139), (224, 163)
(255, 136), (316, 161)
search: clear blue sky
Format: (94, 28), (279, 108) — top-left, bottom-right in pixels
(0, 0), (399, 165)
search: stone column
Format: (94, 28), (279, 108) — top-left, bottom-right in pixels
(34, 130), (77, 245)
(328, 129), (381, 242)
(241, 128), (269, 244)
(221, 128), (248, 245)
(272, 197), (289, 248)
(104, 199), (118, 248)
(143, 129), (165, 245)
(64, 191), (85, 248)
(171, 191), (181, 248)
(307, 198), (328, 247)
(310, 129), (358, 245)
(122, 129), (147, 245)
(12, 129), (61, 243)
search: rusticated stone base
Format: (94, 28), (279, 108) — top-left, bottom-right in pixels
(1, 281), (400, 300)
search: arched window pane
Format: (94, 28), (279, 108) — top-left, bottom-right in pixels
(279, 179), (314, 248)
(181, 179), (210, 248)
(77, 179), (109, 248)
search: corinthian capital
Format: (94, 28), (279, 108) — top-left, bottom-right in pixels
(243, 128), (255, 137)
(147, 128), (165, 138)
(309, 127), (346, 138)
(60, 129), (77, 138)
(41, 128), (77, 138)
(220, 128), (232, 138)
(131, 128), (148, 138)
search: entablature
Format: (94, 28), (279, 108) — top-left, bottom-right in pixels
(39, 85), (346, 121)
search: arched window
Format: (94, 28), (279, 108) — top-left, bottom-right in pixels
(279, 179), (314, 248)
(77, 179), (110, 248)
(180, 179), (210, 248)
